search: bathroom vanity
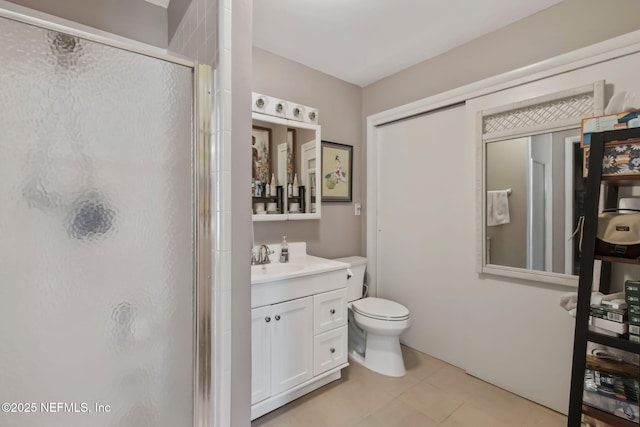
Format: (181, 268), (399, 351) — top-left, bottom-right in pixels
(250, 243), (349, 420)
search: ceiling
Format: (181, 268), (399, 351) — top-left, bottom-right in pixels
(253, 0), (564, 87)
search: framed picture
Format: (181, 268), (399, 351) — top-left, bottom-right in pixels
(321, 140), (353, 202)
(251, 126), (271, 183)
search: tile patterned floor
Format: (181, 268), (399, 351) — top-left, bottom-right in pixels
(251, 345), (567, 427)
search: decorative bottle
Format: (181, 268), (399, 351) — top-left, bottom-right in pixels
(287, 181), (293, 197)
(270, 173), (277, 196)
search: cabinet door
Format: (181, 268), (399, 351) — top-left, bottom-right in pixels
(314, 288), (348, 334)
(271, 296), (313, 395)
(251, 305), (272, 405)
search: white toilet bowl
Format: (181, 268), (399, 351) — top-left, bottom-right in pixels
(349, 297), (410, 377)
(334, 256), (411, 377)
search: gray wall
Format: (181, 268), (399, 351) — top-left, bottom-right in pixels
(486, 138), (528, 269)
(252, 0), (640, 260)
(167, 0), (191, 42)
(231, 1), (252, 425)
(363, 0), (640, 116)
(7, 0), (169, 47)
(252, 47), (364, 259)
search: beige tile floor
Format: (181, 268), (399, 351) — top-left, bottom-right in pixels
(252, 345), (567, 427)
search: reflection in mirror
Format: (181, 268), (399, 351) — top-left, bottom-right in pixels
(291, 127), (317, 213)
(286, 128), (295, 185)
(252, 119), (317, 214)
(485, 129), (584, 276)
(252, 125), (271, 184)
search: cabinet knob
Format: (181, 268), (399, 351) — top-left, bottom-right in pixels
(275, 315), (281, 321)
(330, 347), (335, 354)
(330, 309), (336, 315)
(265, 316), (271, 323)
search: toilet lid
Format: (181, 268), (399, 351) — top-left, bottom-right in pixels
(351, 297), (409, 320)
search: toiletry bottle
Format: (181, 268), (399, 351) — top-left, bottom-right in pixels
(287, 180), (293, 197)
(280, 236), (289, 263)
(293, 174), (299, 196)
(265, 181), (270, 197)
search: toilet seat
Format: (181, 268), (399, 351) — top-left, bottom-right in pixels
(351, 297), (409, 321)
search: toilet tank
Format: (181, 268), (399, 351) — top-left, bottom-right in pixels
(334, 256), (367, 302)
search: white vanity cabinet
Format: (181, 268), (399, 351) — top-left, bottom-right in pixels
(251, 297), (313, 405)
(313, 288), (348, 375)
(250, 263), (349, 420)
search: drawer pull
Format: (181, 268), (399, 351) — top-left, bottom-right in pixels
(330, 347), (336, 354)
(330, 309), (336, 315)
(275, 315), (281, 321)
(265, 316), (271, 322)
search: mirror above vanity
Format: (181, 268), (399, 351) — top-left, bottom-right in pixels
(251, 93), (321, 221)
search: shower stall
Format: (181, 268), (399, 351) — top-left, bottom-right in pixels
(0, 9), (212, 427)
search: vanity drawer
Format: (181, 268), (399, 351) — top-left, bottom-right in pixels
(313, 288), (347, 334)
(313, 325), (347, 376)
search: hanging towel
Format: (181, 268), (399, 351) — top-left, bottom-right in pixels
(487, 190), (510, 226)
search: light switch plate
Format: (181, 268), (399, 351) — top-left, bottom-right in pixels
(355, 203), (361, 215)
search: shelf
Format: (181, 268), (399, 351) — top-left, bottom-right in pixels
(582, 405), (640, 427)
(586, 354), (640, 378)
(588, 331), (640, 354)
(253, 196), (280, 201)
(570, 127), (640, 427)
(595, 255), (640, 265)
(601, 175), (640, 186)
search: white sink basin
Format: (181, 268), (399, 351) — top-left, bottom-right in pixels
(250, 254), (349, 285)
(251, 254), (350, 308)
(251, 262), (306, 278)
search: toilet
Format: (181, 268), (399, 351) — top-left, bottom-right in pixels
(334, 256), (410, 377)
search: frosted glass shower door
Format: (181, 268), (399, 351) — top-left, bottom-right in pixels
(0, 16), (196, 427)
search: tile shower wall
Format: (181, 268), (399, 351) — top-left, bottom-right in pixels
(169, 1), (235, 426)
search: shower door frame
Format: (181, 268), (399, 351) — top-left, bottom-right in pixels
(0, 6), (213, 427)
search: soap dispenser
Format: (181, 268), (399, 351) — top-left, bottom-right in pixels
(279, 236), (289, 263)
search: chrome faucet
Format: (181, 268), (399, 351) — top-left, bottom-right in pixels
(251, 244), (275, 265)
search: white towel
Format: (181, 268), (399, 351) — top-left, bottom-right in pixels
(487, 190), (510, 226)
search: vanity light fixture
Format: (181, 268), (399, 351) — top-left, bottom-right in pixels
(293, 105), (304, 119)
(255, 96), (267, 110)
(251, 92), (319, 124)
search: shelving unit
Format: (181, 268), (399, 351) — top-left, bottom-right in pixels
(568, 127), (640, 427)
(287, 185), (306, 214)
(253, 185), (284, 215)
